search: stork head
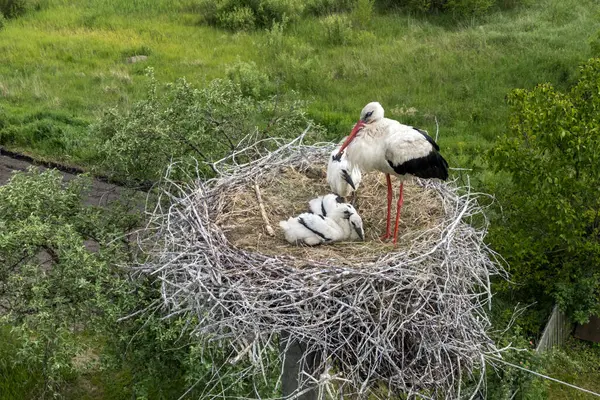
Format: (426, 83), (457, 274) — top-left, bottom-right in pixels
(332, 203), (364, 241)
(335, 102), (385, 159)
(349, 212), (365, 241)
(359, 101), (384, 124)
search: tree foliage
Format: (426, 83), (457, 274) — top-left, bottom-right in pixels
(92, 67), (321, 185)
(0, 168), (280, 398)
(489, 58), (600, 323)
(0, 168), (137, 396)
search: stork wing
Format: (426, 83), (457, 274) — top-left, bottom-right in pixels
(298, 213), (346, 242)
(385, 126), (449, 180)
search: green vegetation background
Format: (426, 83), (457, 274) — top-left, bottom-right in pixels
(1, 0), (600, 398)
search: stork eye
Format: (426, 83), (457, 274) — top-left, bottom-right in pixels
(344, 210), (352, 218)
(365, 111), (374, 119)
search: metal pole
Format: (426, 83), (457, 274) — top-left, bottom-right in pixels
(280, 331), (322, 400)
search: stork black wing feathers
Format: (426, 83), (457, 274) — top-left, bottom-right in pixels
(387, 151), (449, 180)
(298, 217), (331, 241)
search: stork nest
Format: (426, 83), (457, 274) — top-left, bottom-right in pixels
(139, 132), (507, 399)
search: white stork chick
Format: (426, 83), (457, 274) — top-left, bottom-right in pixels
(334, 101), (449, 244)
(279, 201), (364, 246)
(327, 145), (362, 198)
(308, 193), (343, 217)
(309, 195), (365, 241)
(332, 202), (365, 242)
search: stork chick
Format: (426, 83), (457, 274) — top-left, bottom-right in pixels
(308, 193), (343, 217)
(279, 201), (364, 246)
(327, 145), (362, 199)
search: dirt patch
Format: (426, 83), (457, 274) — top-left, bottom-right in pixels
(219, 165), (445, 263)
(0, 153), (125, 207)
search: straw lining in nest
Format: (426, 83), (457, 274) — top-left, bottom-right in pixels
(219, 165), (444, 263)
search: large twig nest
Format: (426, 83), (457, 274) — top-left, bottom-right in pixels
(139, 132), (507, 399)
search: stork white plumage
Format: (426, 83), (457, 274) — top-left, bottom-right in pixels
(327, 146), (362, 198)
(308, 193), (342, 217)
(308, 194), (364, 241)
(335, 101), (449, 244)
(279, 212), (348, 246)
(279, 197), (364, 245)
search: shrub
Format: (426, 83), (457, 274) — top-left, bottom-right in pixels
(0, 168), (277, 398)
(92, 68), (322, 184)
(381, 0), (509, 16)
(321, 14), (354, 45)
(304, 0), (357, 16)
(0, 0), (26, 19)
(218, 5), (256, 31)
(488, 58), (600, 323)
(0, 168), (137, 396)
(197, 0), (303, 31)
(226, 60), (274, 98)
(589, 29), (600, 56)
(351, 0), (375, 27)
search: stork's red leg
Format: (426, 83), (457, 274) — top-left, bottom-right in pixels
(381, 174), (393, 240)
(392, 182), (405, 245)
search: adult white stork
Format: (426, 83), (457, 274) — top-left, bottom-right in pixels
(327, 146), (362, 198)
(334, 101), (449, 244)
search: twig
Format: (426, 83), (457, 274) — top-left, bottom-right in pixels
(254, 182), (275, 237)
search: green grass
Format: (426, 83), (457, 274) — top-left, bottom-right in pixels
(1, 0), (599, 173)
(545, 339), (600, 399)
(0, 324), (43, 399)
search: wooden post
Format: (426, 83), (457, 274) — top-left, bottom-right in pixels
(280, 332), (322, 400)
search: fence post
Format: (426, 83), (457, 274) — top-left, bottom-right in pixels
(536, 305), (572, 352)
(280, 332), (322, 400)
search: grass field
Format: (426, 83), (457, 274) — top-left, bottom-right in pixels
(1, 0), (599, 173)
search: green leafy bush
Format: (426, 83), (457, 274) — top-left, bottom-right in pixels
(0, 168), (279, 398)
(0, 168), (138, 396)
(351, 0), (375, 27)
(92, 68), (321, 184)
(218, 5), (256, 31)
(0, 0), (26, 19)
(197, 0), (303, 30)
(226, 60), (274, 98)
(489, 58), (600, 323)
(589, 29), (600, 56)
(304, 0), (357, 16)
(381, 0), (510, 16)
(321, 14), (354, 45)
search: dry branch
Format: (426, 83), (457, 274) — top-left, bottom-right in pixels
(254, 182), (275, 237)
(137, 131), (507, 399)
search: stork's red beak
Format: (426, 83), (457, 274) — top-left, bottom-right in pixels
(334, 120), (365, 160)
